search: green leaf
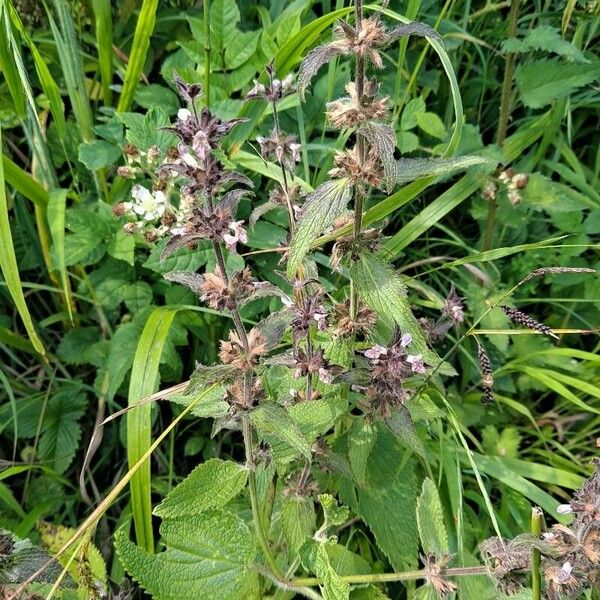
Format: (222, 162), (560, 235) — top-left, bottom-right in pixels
(91, 0), (113, 104)
(339, 425), (419, 570)
(400, 97), (426, 130)
(416, 112), (446, 139)
(281, 495), (316, 556)
(38, 387), (87, 474)
(127, 307), (181, 552)
(416, 478), (448, 555)
(211, 0), (240, 57)
(117, 0), (158, 113)
(107, 229), (135, 265)
(300, 540), (350, 600)
(134, 84), (179, 114)
(123, 281), (153, 313)
(0, 128), (45, 356)
(226, 30), (260, 69)
(319, 494), (349, 530)
(515, 59), (600, 108)
(501, 25), (588, 62)
(78, 140), (121, 170)
(57, 327), (102, 366)
(350, 252), (448, 374)
(154, 458), (247, 518)
(385, 407), (427, 459)
(287, 178), (352, 276)
(250, 401), (312, 460)
(348, 420), (377, 487)
(115, 510), (259, 600)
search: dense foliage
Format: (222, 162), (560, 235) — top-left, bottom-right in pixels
(0, 1), (599, 599)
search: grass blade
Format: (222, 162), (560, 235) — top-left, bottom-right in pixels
(0, 127), (46, 357)
(91, 0), (114, 105)
(116, 0), (159, 113)
(2, 156), (49, 207)
(127, 306), (180, 553)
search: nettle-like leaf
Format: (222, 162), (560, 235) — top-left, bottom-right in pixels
(515, 59), (600, 108)
(250, 401), (312, 459)
(281, 495), (317, 557)
(154, 458), (247, 518)
(287, 178), (352, 277)
(115, 510), (259, 600)
(255, 308), (293, 350)
(348, 419), (377, 487)
(298, 43), (346, 99)
(300, 540), (350, 600)
(416, 478), (449, 556)
(350, 251), (451, 374)
(385, 406), (427, 459)
(501, 25), (588, 63)
(163, 271), (205, 294)
(319, 494), (350, 532)
(339, 425), (419, 570)
(358, 122), (397, 191)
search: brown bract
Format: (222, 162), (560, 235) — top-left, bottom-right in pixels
(199, 267), (255, 311)
(326, 80), (388, 129)
(219, 328), (267, 371)
(331, 299), (377, 338)
(329, 145), (383, 187)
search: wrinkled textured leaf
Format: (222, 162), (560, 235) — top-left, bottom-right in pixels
(115, 510), (258, 600)
(250, 401), (312, 459)
(288, 178), (352, 276)
(350, 252), (443, 371)
(154, 458), (247, 518)
(358, 122), (397, 191)
(385, 407), (427, 459)
(392, 156), (491, 183)
(298, 43), (346, 99)
(319, 493), (349, 529)
(281, 495), (316, 556)
(502, 25), (588, 62)
(164, 271), (204, 294)
(348, 420), (377, 487)
(300, 540), (350, 600)
(416, 478), (448, 555)
(515, 59), (600, 108)
(256, 308), (293, 350)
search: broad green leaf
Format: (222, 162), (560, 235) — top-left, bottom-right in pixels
(339, 426), (419, 570)
(350, 252), (449, 374)
(515, 59), (600, 108)
(348, 420), (377, 487)
(319, 494), (349, 530)
(416, 112), (446, 139)
(502, 25), (588, 62)
(326, 544), (371, 576)
(385, 407), (427, 459)
(0, 128), (45, 356)
(250, 401), (312, 460)
(127, 307), (181, 552)
(154, 458), (247, 518)
(416, 478), (448, 555)
(287, 178), (352, 276)
(117, 0), (158, 112)
(400, 97), (426, 130)
(115, 510), (259, 600)
(281, 495), (316, 556)
(300, 540), (350, 600)
(123, 281), (153, 313)
(78, 140), (121, 170)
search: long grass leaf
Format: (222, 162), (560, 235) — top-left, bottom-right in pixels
(0, 11), (25, 118)
(116, 0), (159, 113)
(127, 306), (180, 553)
(47, 189), (74, 324)
(2, 156), (49, 207)
(91, 0), (114, 105)
(0, 127), (46, 357)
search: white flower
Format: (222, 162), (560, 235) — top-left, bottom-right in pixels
(223, 220), (247, 252)
(556, 504), (573, 514)
(177, 108), (192, 121)
(558, 561), (573, 583)
(400, 333), (412, 347)
(131, 185), (166, 222)
(364, 345), (387, 360)
(406, 354), (426, 374)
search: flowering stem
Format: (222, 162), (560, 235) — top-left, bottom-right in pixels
(292, 565), (489, 587)
(271, 101), (296, 233)
(203, 0), (211, 107)
(531, 507), (543, 600)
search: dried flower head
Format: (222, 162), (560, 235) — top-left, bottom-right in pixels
(479, 536), (530, 596)
(246, 63), (294, 103)
(476, 338), (495, 404)
(257, 129), (302, 168)
(329, 144), (383, 187)
(331, 228), (381, 270)
(219, 328), (268, 371)
(545, 561), (583, 600)
(331, 299), (377, 338)
(226, 377), (264, 411)
(197, 267), (255, 311)
(326, 80), (388, 129)
(422, 554), (457, 598)
(287, 286), (328, 342)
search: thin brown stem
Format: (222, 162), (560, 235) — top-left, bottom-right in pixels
(272, 101), (297, 233)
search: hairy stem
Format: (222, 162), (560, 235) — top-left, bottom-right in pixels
(203, 0), (211, 107)
(272, 101), (297, 233)
(293, 565), (489, 586)
(242, 417), (285, 579)
(483, 0), (520, 251)
(531, 507), (543, 600)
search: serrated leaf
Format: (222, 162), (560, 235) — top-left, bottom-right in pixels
(501, 25), (588, 62)
(115, 510), (258, 600)
(515, 59), (600, 108)
(167, 384), (229, 418)
(385, 407), (427, 459)
(281, 495), (316, 556)
(319, 493), (349, 529)
(154, 458), (247, 518)
(387, 21), (441, 43)
(416, 112), (446, 140)
(339, 425), (419, 570)
(250, 401), (312, 459)
(300, 540), (350, 600)
(350, 252), (445, 372)
(348, 420), (377, 487)
(78, 140), (121, 170)
(298, 43), (346, 99)
(288, 178), (352, 276)
(392, 155), (491, 183)
(416, 478), (448, 555)
(400, 97), (426, 130)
